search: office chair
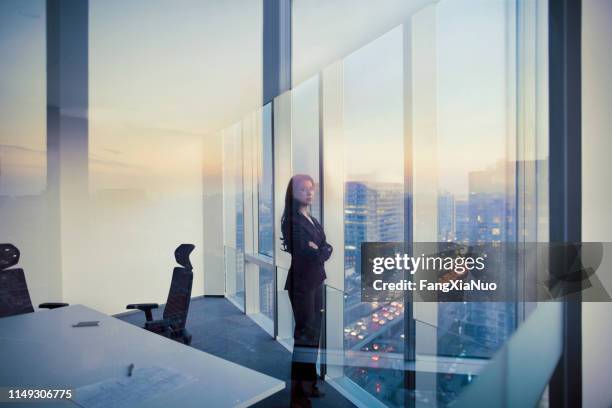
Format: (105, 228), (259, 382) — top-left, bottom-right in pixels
(0, 243), (68, 319)
(126, 244), (195, 345)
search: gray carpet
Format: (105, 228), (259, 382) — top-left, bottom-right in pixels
(117, 296), (355, 408)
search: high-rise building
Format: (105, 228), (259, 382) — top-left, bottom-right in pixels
(455, 199), (470, 243)
(438, 191), (455, 242)
(467, 160), (516, 243)
(343, 181), (406, 406)
(437, 161), (518, 357)
(344, 181), (403, 275)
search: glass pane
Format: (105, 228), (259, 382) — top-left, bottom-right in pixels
(343, 26), (405, 407)
(0, 0), (46, 196)
(258, 103), (274, 257)
(292, 74), (321, 220)
(223, 123), (245, 309)
(277, 265), (294, 346)
(0, 0), (58, 304)
(223, 247), (244, 311)
(258, 264), (275, 321)
(435, 0), (517, 359)
(88, 0), (209, 313)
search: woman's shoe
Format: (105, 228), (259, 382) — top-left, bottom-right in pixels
(290, 380), (313, 408)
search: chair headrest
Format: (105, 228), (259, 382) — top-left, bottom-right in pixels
(0, 244), (20, 271)
(175, 244), (195, 270)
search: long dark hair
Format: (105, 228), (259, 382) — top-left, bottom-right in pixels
(280, 174), (314, 252)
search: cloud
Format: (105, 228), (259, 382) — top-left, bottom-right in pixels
(0, 144), (44, 154)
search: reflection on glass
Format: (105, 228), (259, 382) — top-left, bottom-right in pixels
(435, 0), (517, 359)
(277, 265), (295, 345)
(0, 0), (46, 197)
(0, 0), (58, 305)
(292, 74), (321, 220)
(258, 264), (275, 321)
(87, 0), (207, 312)
(343, 26), (405, 407)
(258, 104), (274, 257)
(210, 0), (544, 405)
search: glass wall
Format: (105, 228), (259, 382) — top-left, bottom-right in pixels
(216, 0), (547, 405)
(291, 74), (321, 220)
(342, 26), (406, 407)
(220, 75), (323, 338)
(0, 0), (61, 305)
(223, 106), (275, 328)
(258, 104), (274, 258)
(1, 0), (264, 314)
(85, 0), (207, 313)
(434, 0), (517, 359)
(258, 264), (275, 321)
(242, 105), (276, 334)
(0, 0), (46, 196)
(223, 123), (245, 310)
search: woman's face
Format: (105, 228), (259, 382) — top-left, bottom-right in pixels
(293, 179), (314, 206)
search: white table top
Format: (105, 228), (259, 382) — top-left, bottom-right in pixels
(0, 305), (284, 408)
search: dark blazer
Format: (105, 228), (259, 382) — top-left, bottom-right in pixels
(284, 212), (333, 292)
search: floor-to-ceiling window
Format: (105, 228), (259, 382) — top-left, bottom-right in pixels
(291, 74), (321, 220)
(223, 123), (246, 310)
(434, 0), (517, 360)
(258, 104), (274, 259)
(220, 75), (325, 341)
(0, 0), (60, 305)
(223, 105), (276, 333)
(256, 103), (275, 321)
(326, 0), (546, 405)
(2, 0), (262, 315)
(243, 105), (275, 333)
(342, 26), (406, 407)
(88, 0), (208, 313)
(218, 0), (548, 405)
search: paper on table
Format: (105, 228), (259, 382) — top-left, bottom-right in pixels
(72, 366), (196, 408)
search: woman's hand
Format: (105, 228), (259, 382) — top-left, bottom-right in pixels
(308, 241), (319, 250)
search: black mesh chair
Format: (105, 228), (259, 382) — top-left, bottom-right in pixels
(127, 244), (195, 345)
(0, 243), (68, 319)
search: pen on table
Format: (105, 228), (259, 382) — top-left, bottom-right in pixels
(127, 363), (134, 377)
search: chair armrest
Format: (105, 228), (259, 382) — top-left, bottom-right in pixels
(144, 317), (183, 336)
(39, 302), (69, 310)
(126, 303), (159, 321)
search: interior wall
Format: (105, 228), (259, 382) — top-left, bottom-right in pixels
(582, 1), (612, 407)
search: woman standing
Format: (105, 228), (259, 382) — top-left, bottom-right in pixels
(281, 174), (333, 405)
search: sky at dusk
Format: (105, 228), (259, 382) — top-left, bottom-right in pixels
(1, 0), (529, 198)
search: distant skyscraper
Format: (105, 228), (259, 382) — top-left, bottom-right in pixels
(437, 191), (455, 242)
(258, 198), (273, 257)
(259, 268), (274, 319)
(437, 160), (518, 358)
(467, 160), (516, 243)
(454, 199), (470, 243)
(344, 181), (403, 275)
(343, 180), (405, 408)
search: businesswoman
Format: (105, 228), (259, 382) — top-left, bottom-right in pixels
(281, 174), (332, 404)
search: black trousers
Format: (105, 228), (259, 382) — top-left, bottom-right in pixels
(288, 283), (323, 381)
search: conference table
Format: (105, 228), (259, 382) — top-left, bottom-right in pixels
(0, 305), (285, 407)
